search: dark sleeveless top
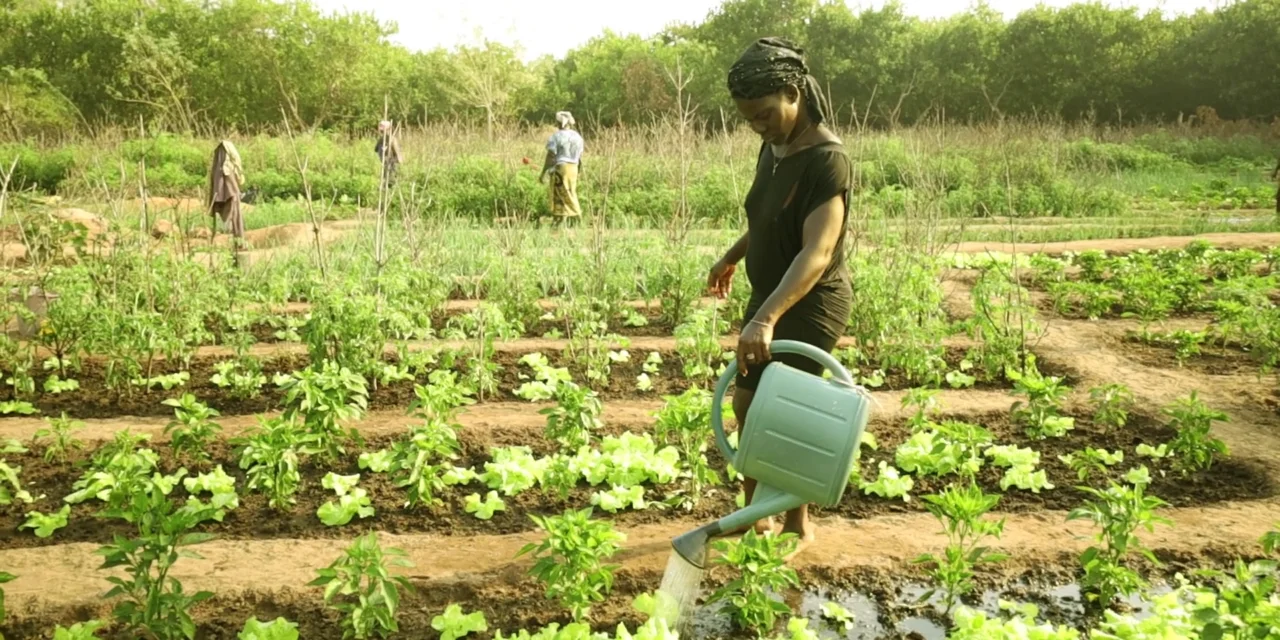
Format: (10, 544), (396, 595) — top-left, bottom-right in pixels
(742, 140), (853, 339)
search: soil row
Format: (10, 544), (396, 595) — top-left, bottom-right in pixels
(215, 297), (716, 346)
(4, 338), (1014, 420)
(0, 390), (1011, 444)
(2, 499), (1275, 640)
(947, 232), (1280, 257)
(0, 403), (1270, 552)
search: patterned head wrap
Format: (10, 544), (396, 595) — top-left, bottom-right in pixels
(727, 37), (828, 125)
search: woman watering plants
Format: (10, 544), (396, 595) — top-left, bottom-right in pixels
(706, 37), (853, 551)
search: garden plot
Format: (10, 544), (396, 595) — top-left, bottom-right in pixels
(0, 233), (1278, 639)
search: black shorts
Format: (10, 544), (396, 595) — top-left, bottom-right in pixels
(734, 313), (841, 392)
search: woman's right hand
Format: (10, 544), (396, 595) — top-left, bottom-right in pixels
(707, 259), (736, 298)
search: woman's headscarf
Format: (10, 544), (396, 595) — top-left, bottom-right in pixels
(555, 111), (575, 129)
(727, 37), (829, 125)
(378, 120), (392, 132)
(219, 140), (244, 186)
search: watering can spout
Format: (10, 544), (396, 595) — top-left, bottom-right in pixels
(671, 484), (808, 569)
(671, 521), (720, 569)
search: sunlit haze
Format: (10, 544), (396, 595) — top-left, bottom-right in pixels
(310, 0), (1229, 61)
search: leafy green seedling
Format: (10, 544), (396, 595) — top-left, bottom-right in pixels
(1059, 448), (1124, 481)
(632, 591), (679, 628)
(517, 507), (625, 622)
(162, 394), (222, 462)
(860, 461), (914, 502)
(21, 504), (70, 538)
(96, 475), (220, 640)
(183, 465), (240, 521)
(1163, 392), (1229, 474)
(1262, 522), (1280, 555)
(0, 570), (14, 625)
(34, 412), (84, 462)
(358, 449), (394, 473)
(1067, 475), (1171, 610)
(591, 485), (646, 513)
(317, 472), (375, 526)
(432, 604), (488, 640)
(464, 491), (506, 520)
(781, 617), (819, 640)
(443, 466), (476, 486)
(0, 460), (33, 506)
(708, 530), (800, 633)
(912, 483), (1008, 613)
(0, 401), (37, 416)
(1089, 383), (1134, 430)
(311, 532), (414, 639)
(820, 601), (855, 630)
(53, 620), (104, 640)
(238, 617), (300, 640)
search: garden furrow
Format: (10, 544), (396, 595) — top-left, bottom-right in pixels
(27, 334), (972, 364)
(3, 501), (1276, 610)
(948, 232), (1280, 257)
(0, 390), (1021, 442)
(247, 296), (725, 316)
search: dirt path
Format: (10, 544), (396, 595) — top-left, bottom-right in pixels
(0, 389), (1018, 444)
(1034, 316), (1280, 464)
(3, 500), (1274, 612)
(949, 232), (1280, 256)
(944, 272), (1280, 475)
(249, 297), (722, 316)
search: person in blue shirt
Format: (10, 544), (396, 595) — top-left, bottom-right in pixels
(375, 120), (402, 187)
(539, 111), (583, 220)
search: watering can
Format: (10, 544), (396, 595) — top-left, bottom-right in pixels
(671, 340), (872, 569)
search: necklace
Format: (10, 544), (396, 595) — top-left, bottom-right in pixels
(771, 120), (815, 175)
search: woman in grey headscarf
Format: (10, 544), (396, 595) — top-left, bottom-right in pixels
(539, 111), (583, 219)
(706, 37), (853, 552)
(208, 139), (246, 246)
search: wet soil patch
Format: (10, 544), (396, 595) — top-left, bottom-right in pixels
(0, 557), (1252, 640)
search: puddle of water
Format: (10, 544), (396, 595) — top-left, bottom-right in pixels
(896, 616), (947, 640)
(678, 578), (1176, 638)
(798, 587), (888, 639)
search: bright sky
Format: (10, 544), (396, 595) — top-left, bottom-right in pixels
(310, 0), (1227, 61)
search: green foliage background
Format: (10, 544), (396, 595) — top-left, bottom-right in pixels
(2, 0), (1279, 136)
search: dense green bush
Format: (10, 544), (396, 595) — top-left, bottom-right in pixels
(0, 143), (76, 192)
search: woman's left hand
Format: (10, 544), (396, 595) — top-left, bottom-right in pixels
(737, 318), (773, 377)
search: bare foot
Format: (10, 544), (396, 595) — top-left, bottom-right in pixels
(726, 517), (775, 536)
(780, 521), (816, 561)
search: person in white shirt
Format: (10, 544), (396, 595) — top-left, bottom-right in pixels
(539, 111), (584, 220)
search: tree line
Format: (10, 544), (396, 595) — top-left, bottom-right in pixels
(2, 0), (1278, 138)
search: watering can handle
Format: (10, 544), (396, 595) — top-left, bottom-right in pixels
(710, 339), (857, 461)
